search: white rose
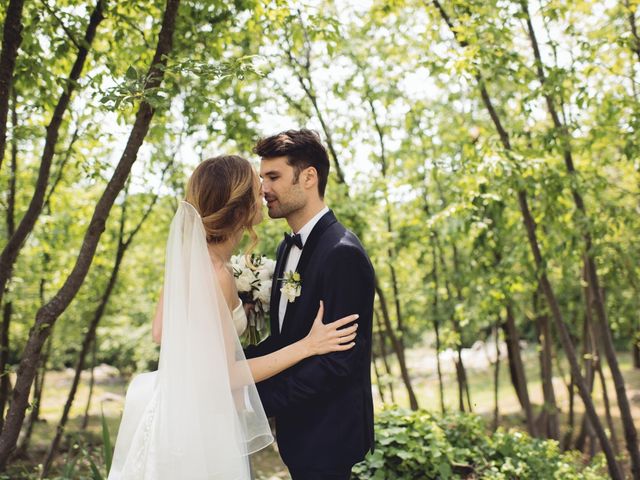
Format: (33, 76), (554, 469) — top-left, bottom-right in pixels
(257, 265), (272, 281)
(235, 268), (255, 293)
(265, 259), (276, 275)
(255, 282), (271, 308)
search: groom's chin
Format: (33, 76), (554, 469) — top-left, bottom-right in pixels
(266, 208), (283, 219)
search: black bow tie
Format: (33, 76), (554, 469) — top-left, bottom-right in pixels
(284, 232), (303, 249)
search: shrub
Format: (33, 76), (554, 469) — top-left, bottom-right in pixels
(352, 407), (607, 480)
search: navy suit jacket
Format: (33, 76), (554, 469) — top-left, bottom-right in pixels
(245, 210), (375, 470)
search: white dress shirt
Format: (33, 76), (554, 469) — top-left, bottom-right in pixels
(279, 206), (330, 331)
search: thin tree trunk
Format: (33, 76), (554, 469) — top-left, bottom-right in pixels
(431, 230), (473, 414)
(521, 3), (640, 474)
(503, 305), (536, 435)
(0, 0), (181, 467)
(0, 302), (11, 433)
(0, 0), (25, 171)
(430, 245), (445, 413)
(15, 276), (53, 456)
(431, 3), (623, 477)
(371, 347), (386, 404)
(374, 311), (395, 404)
(576, 263), (597, 452)
(81, 338), (97, 430)
(363, 90), (407, 340)
(375, 280), (419, 409)
(492, 320), (501, 432)
(561, 372), (576, 450)
(596, 355), (620, 456)
(0, 91), (18, 428)
(535, 289), (559, 440)
(503, 323), (523, 403)
(15, 339), (49, 456)
(454, 351), (465, 412)
(634, 341), (640, 369)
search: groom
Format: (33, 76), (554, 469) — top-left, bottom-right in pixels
(245, 129), (375, 480)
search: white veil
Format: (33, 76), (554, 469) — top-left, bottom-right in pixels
(109, 201), (272, 480)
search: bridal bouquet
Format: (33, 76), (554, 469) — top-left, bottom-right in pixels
(230, 254), (276, 345)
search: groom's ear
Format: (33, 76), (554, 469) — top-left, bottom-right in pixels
(302, 166), (318, 191)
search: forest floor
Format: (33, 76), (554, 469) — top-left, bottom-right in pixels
(7, 340), (640, 479)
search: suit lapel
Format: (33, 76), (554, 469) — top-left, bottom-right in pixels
(270, 240), (288, 336)
(280, 210), (338, 334)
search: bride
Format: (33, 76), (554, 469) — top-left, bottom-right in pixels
(108, 155), (359, 480)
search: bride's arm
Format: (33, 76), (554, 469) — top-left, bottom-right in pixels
(152, 287), (164, 344)
(216, 267), (359, 383)
(247, 302), (358, 383)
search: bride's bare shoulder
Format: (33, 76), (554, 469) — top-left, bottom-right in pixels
(213, 261), (237, 310)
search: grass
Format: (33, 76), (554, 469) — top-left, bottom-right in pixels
(8, 343), (640, 479)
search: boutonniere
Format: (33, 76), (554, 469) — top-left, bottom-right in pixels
(280, 270), (302, 303)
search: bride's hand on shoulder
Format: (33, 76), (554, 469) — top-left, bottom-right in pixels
(304, 301), (358, 356)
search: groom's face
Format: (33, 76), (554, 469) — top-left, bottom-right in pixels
(259, 156), (306, 220)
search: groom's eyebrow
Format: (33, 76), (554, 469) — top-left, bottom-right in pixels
(261, 169), (280, 178)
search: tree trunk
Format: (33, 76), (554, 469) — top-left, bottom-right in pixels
(423, 189), (446, 414)
(81, 338), (97, 430)
(15, 335), (50, 456)
(503, 305), (536, 436)
(0, 0), (105, 309)
(374, 311), (395, 404)
(371, 347), (386, 404)
(431, 3), (623, 477)
(431, 246), (445, 413)
(492, 321), (500, 432)
(576, 264), (597, 452)
(0, 90), (19, 428)
(561, 373), (575, 451)
(634, 341), (640, 369)
(375, 280), (419, 410)
(0, 0), (181, 467)
(521, 3), (640, 474)
(596, 355), (620, 456)
(431, 232), (474, 415)
(534, 289), (559, 440)
(0, 0), (25, 171)
(0, 302), (11, 433)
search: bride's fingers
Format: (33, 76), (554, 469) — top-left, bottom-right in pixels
(313, 301), (325, 324)
(335, 324), (358, 338)
(329, 314), (359, 330)
(337, 332), (357, 343)
(333, 341), (356, 351)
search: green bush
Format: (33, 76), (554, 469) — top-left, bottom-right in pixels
(352, 407), (607, 480)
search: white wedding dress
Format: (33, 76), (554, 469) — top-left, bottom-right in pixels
(108, 202), (272, 480)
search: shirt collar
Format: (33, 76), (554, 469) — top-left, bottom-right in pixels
(294, 206), (329, 247)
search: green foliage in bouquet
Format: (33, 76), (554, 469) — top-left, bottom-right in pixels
(352, 407), (607, 480)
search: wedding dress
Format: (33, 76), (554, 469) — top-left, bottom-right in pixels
(108, 202), (272, 480)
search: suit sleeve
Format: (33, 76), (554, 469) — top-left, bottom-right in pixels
(256, 244), (374, 416)
(244, 334), (281, 359)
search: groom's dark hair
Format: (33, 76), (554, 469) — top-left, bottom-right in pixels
(254, 129), (330, 198)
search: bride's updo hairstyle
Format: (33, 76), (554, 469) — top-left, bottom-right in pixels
(185, 155), (260, 251)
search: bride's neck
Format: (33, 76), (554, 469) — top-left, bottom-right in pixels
(207, 230), (242, 265)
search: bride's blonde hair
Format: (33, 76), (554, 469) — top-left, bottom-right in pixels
(185, 155), (260, 255)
